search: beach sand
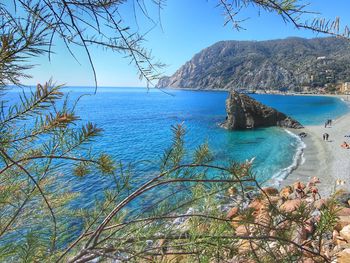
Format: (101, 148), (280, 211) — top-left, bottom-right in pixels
(281, 96), (350, 196)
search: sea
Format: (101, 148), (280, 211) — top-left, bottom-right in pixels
(4, 86), (350, 206)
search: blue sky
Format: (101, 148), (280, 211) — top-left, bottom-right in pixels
(24, 0), (350, 87)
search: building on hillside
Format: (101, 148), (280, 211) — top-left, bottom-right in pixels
(338, 82), (350, 94)
(301, 86), (311, 93)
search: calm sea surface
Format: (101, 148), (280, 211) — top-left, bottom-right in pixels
(5, 87), (350, 206)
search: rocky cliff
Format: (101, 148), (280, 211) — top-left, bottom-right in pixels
(221, 91), (303, 130)
(157, 37), (350, 91)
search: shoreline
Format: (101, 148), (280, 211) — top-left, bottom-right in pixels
(281, 95), (350, 196)
(269, 129), (307, 186)
(157, 86), (347, 96)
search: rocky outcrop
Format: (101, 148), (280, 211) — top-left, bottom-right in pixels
(221, 91), (303, 129)
(157, 37), (350, 91)
(225, 175), (350, 263)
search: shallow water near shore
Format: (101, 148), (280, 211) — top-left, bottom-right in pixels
(5, 87), (350, 205)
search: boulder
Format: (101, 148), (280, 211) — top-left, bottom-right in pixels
(333, 230), (340, 242)
(336, 216), (350, 231)
(302, 259), (314, 263)
(335, 191), (350, 207)
(337, 207), (350, 216)
(338, 248), (350, 263)
(235, 225), (250, 236)
(262, 187), (279, 196)
(293, 181), (306, 196)
(254, 209), (271, 227)
(221, 91), (303, 130)
(336, 236), (348, 246)
(231, 215), (245, 228)
(280, 186), (293, 199)
(237, 240), (258, 254)
(226, 207), (239, 219)
(280, 199), (302, 213)
(266, 196), (280, 204)
(340, 225), (350, 241)
(248, 199), (265, 211)
(314, 199), (326, 210)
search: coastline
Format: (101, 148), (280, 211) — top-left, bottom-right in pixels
(281, 95), (350, 196)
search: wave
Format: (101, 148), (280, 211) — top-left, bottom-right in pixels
(269, 129), (306, 186)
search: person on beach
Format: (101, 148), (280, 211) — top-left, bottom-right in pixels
(341, 141), (350, 149)
(324, 119), (332, 128)
(299, 132), (307, 138)
(323, 133), (329, 141)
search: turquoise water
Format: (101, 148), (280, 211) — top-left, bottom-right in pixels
(4, 87), (350, 204)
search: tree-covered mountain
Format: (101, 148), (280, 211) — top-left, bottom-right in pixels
(157, 37), (350, 91)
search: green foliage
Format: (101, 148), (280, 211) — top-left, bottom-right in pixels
(0, 8), (49, 86)
(316, 198), (339, 235)
(98, 154), (116, 174)
(194, 141), (213, 164)
(74, 162), (91, 177)
(0, 82), (115, 262)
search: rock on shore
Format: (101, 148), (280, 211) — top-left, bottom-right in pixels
(225, 178), (350, 263)
(221, 91), (303, 130)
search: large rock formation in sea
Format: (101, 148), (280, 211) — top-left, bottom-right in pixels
(157, 37), (350, 91)
(221, 91), (303, 130)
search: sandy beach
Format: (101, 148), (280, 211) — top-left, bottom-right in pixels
(281, 95), (350, 196)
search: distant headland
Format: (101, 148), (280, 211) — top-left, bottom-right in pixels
(157, 37), (350, 95)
